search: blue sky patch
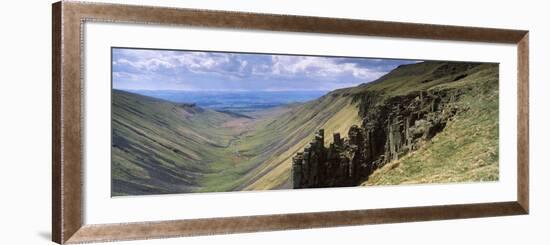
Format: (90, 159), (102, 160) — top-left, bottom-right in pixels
(112, 48), (418, 91)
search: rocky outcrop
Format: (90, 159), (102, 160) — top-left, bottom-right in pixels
(292, 87), (469, 188)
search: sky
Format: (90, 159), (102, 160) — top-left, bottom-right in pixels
(112, 48), (418, 92)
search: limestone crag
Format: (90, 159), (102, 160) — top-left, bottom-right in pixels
(292, 87), (469, 188)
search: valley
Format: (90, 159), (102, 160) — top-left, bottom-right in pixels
(112, 61), (499, 196)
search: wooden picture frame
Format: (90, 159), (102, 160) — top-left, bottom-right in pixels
(52, 1), (529, 244)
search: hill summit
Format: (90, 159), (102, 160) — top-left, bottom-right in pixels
(291, 61), (499, 188)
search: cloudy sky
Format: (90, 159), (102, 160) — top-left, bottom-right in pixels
(112, 48), (418, 92)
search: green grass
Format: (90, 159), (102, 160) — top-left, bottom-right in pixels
(363, 64), (499, 185)
(198, 94), (362, 191)
(112, 61), (500, 195)
(111, 90), (244, 195)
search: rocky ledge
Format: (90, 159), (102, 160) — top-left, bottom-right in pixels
(291, 87), (470, 188)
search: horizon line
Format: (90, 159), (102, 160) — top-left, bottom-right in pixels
(114, 88), (333, 92)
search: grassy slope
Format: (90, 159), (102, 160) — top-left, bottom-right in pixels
(362, 62), (499, 185)
(343, 61), (483, 97)
(113, 89), (360, 194)
(112, 90), (246, 195)
(239, 94), (361, 190)
(195, 94), (361, 191)
(238, 61), (500, 190)
(113, 61), (499, 194)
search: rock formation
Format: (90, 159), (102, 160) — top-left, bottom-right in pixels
(292, 87), (469, 188)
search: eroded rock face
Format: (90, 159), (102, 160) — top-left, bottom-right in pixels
(292, 88), (469, 188)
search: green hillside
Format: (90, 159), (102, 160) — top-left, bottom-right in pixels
(245, 61), (499, 189)
(111, 90), (256, 195)
(228, 94), (360, 191)
(112, 89), (360, 195)
(112, 60), (499, 195)
(362, 62), (499, 185)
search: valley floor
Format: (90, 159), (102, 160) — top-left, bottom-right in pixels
(112, 61), (499, 196)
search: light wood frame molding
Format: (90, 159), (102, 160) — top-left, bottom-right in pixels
(52, 1), (529, 244)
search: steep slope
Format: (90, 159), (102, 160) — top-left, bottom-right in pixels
(111, 89), (357, 195)
(111, 90), (254, 195)
(288, 61), (499, 188)
(112, 61), (499, 195)
(234, 94), (361, 190)
(363, 63), (499, 185)
(200, 61), (499, 191)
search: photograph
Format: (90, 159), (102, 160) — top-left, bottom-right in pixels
(111, 47), (499, 196)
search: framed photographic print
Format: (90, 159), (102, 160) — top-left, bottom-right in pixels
(52, 1), (529, 244)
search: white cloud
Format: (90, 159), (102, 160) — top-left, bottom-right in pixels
(115, 57), (175, 72)
(114, 49), (233, 75)
(112, 48), (408, 91)
(239, 60), (248, 73)
(270, 55), (384, 81)
(174, 52), (230, 72)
